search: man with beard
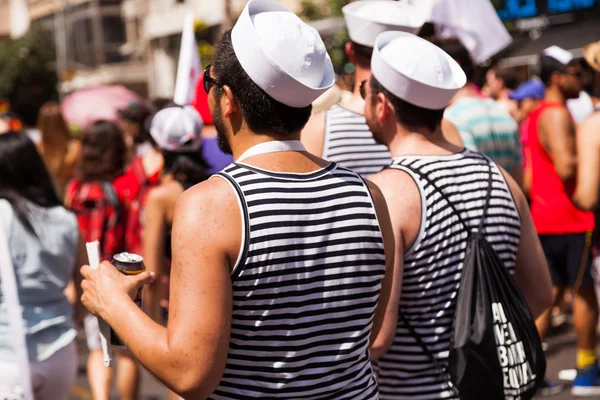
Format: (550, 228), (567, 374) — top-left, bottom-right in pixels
(78, 0), (396, 399)
(363, 31), (553, 399)
(526, 46), (599, 396)
(301, 0), (424, 177)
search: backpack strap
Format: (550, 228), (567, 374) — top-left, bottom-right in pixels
(100, 181), (121, 221)
(398, 157), (494, 235)
(477, 160), (494, 234)
(399, 311), (460, 397)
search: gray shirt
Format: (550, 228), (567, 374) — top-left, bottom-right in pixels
(0, 199), (78, 361)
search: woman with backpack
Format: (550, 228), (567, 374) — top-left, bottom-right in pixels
(142, 105), (210, 328)
(65, 120), (140, 400)
(0, 130), (86, 400)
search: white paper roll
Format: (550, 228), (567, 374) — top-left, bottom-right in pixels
(85, 241), (113, 367)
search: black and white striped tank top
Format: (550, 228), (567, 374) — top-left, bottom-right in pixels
(209, 161), (386, 400)
(374, 150), (521, 400)
(323, 105), (391, 178)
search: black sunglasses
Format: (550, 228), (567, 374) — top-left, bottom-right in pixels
(203, 64), (222, 94)
(359, 80), (367, 100)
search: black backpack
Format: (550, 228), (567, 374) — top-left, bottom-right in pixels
(399, 160), (546, 400)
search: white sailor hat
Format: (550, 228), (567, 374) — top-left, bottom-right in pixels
(371, 31), (466, 110)
(342, 0), (425, 48)
(542, 45), (574, 67)
(231, 0), (335, 108)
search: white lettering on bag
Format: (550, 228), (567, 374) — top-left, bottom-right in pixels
(492, 302), (536, 399)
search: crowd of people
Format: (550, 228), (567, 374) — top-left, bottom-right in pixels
(1, 0), (600, 399)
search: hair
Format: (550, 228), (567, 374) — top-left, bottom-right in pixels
(350, 41), (374, 69)
(431, 37), (475, 82)
(37, 101), (71, 181)
(0, 131), (62, 233)
(78, 120), (126, 182)
(370, 77), (444, 132)
(494, 68), (519, 90)
(211, 30), (312, 136)
(539, 55), (567, 87)
(161, 150), (210, 185)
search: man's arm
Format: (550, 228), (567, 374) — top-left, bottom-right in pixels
(573, 114), (600, 211)
(538, 107), (577, 182)
(500, 168), (553, 318)
(363, 179), (396, 356)
(300, 112), (326, 157)
(367, 169), (421, 360)
(81, 178), (240, 398)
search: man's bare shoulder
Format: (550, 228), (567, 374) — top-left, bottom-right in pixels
(579, 112), (600, 141)
(175, 177), (237, 218)
(369, 168), (420, 200)
(539, 105), (571, 126)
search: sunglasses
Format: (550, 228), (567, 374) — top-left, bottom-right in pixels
(203, 64), (223, 94)
(359, 80), (367, 100)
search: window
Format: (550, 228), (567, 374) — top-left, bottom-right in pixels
(102, 15), (126, 44)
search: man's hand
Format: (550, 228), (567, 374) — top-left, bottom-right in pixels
(80, 261), (155, 320)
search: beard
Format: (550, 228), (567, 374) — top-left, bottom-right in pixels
(212, 100), (232, 155)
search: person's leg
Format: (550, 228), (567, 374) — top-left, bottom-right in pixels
(568, 231), (600, 396)
(88, 350), (114, 400)
(536, 235), (566, 339)
(84, 315), (114, 400)
(116, 351), (141, 400)
(572, 232), (598, 355)
(33, 341), (78, 400)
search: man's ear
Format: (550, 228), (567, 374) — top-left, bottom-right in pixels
(376, 92), (393, 123)
(221, 86), (238, 118)
(345, 42), (356, 64)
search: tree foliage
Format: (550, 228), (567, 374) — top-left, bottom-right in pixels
(0, 23), (57, 125)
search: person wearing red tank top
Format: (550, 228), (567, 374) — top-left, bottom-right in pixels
(527, 46), (599, 396)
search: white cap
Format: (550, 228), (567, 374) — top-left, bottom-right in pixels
(150, 105), (203, 152)
(543, 45), (574, 67)
(342, 0), (425, 47)
(371, 31), (466, 110)
(231, 0), (335, 108)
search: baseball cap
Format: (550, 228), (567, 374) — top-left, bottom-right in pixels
(508, 80), (545, 102)
(149, 105), (203, 152)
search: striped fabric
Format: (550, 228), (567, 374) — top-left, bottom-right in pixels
(323, 105), (391, 178)
(444, 98), (521, 173)
(374, 150), (521, 400)
(209, 161), (386, 400)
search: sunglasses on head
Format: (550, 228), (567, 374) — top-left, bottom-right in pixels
(203, 64), (223, 94)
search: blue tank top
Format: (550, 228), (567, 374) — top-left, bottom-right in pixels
(0, 199), (79, 362)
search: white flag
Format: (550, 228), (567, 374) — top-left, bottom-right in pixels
(174, 13), (202, 106)
(9, 0), (30, 39)
(406, 0), (512, 64)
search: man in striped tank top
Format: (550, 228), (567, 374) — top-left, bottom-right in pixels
(301, 1), (425, 178)
(363, 32), (554, 399)
(79, 1), (397, 399)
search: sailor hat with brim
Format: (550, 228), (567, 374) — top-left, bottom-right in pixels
(231, 0), (335, 108)
(342, 0), (425, 48)
(371, 31), (466, 110)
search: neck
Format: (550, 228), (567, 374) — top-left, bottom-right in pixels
(384, 123), (457, 158)
(230, 130), (302, 161)
(545, 86), (565, 104)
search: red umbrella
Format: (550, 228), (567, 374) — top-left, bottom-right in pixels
(61, 85), (141, 129)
